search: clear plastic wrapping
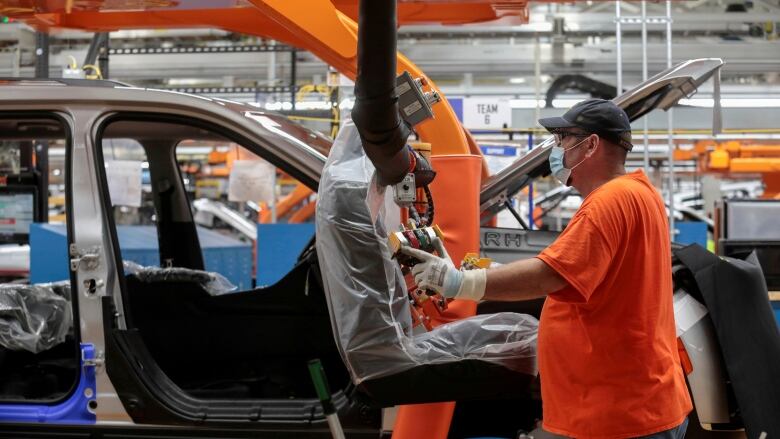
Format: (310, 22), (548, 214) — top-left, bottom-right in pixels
(316, 120), (538, 384)
(123, 260), (237, 296)
(0, 281), (72, 353)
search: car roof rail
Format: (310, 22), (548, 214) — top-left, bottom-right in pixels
(0, 77), (133, 88)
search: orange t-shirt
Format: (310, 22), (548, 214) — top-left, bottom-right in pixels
(537, 170), (692, 438)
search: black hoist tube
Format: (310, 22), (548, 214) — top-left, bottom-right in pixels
(351, 0), (412, 187)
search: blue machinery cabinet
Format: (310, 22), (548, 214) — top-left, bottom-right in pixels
(256, 223), (316, 286)
(673, 221), (708, 248)
(30, 224), (252, 290)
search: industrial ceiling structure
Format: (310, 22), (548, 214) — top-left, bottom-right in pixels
(0, 0), (777, 104)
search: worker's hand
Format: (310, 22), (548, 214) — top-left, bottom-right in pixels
(400, 239), (462, 297)
(399, 238), (487, 301)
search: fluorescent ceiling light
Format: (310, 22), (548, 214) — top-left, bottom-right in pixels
(167, 78), (213, 86)
(678, 98), (780, 108)
(509, 77), (526, 84)
(296, 101), (332, 110)
(262, 100), (341, 111)
(551, 98), (581, 108)
(262, 101), (294, 111)
(509, 99), (545, 108)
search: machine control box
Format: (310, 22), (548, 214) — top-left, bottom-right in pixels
(395, 71), (441, 127)
(393, 173), (417, 205)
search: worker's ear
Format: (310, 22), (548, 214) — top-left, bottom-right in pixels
(584, 134), (599, 157)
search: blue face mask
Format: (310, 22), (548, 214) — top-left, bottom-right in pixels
(549, 137), (589, 186)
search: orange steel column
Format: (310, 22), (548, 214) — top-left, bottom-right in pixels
(389, 154), (483, 439)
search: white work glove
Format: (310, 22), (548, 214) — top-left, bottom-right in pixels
(399, 238), (487, 301)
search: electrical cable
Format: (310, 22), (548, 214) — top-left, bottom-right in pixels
(423, 185), (434, 226)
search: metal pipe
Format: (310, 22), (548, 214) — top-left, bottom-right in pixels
(290, 49), (297, 110)
(666, 0), (675, 239)
(351, 0), (412, 186)
(615, 1), (623, 94)
(641, 1), (649, 172)
(99, 34), (110, 79)
(534, 37), (541, 122)
(268, 40), (276, 90)
(34, 32), (49, 78)
(35, 140), (48, 223)
(527, 132), (534, 230)
(84, 33), (107, 69)
(12, 46), (20, 77)
(504, 200), (529, 230)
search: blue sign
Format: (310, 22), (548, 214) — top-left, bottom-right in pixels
(448, 97), (464, 122)
(480, 145), (519, 157)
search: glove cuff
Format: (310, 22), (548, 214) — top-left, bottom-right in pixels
(456, 268), (487, 301)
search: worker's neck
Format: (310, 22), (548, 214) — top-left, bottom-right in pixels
(575, 165), (626, 198)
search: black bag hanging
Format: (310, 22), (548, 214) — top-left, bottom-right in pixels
(675, 244), (780, 438)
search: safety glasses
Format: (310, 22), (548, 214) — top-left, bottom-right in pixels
(553, 131), (591, 148)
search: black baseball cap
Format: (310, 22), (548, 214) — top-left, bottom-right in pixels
(539, 98), (633, 151)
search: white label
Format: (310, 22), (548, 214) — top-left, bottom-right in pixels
(673, 291), (709, 337)
(395, 81), (413, 96)
(228, 160), (276, 203)
(463, 98), (511, 129)
(106, 160), (142, 207)
(403, 100), (423, 117)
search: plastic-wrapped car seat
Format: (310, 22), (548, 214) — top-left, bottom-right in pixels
(0, 282), (72, 354)
(122, 261), (236, 296)
(316, 120), (539, 406)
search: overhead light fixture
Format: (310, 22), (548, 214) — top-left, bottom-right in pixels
(509, 99), (545, 108)
(509, 77), (526, 84)
(167, 78), (213, 86)
(261, 100), (346, 111)
(551, 98), (581, 108)
(678, 98), (780, 108)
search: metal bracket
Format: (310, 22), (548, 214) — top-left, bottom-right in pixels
(396, 71), (439, 127)
(109, 44), (294, 55)
(69, 244), (101, 272)
(480, 190), (509, 212)
(81, 343), (104, 369)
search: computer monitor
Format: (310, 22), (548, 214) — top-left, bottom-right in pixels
(0, 186), (38, 244)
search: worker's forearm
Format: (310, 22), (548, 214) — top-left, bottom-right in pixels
(482, 257), (567, 301)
